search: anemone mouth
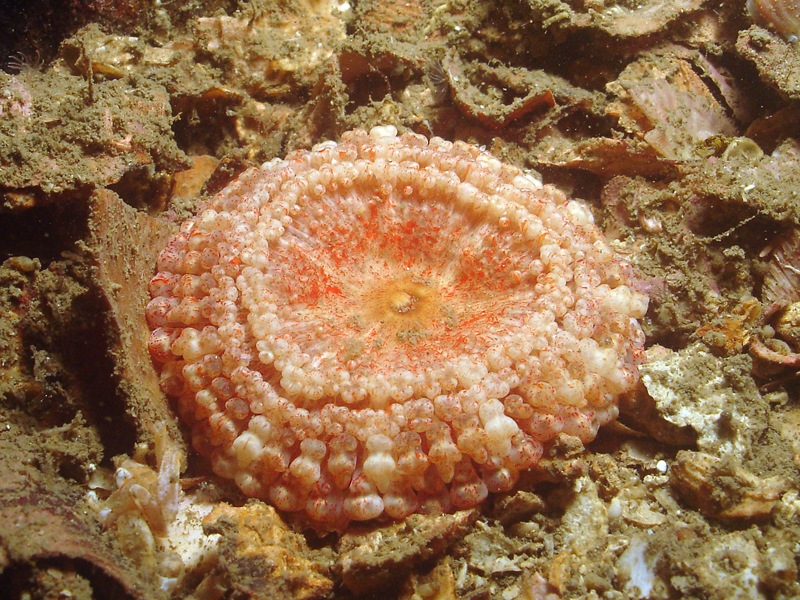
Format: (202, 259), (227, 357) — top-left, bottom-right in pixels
(147, 127), (649, 526)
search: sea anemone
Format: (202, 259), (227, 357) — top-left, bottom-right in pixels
(147, 126), (648, 527)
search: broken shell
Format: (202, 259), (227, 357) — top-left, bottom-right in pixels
(606, 56), (737, 161)
(762, 229), (800, 306)
(202, 503), (334, 598)
(721, 137), (764, 162)
(747, 0), (800, 40)
(670, 450), (789, 520)
(774, 302), (800, 346)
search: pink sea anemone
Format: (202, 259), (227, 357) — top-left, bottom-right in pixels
(146, 126), (648, 528)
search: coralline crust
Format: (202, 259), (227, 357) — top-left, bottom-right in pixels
(146, 126), (648, 528)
